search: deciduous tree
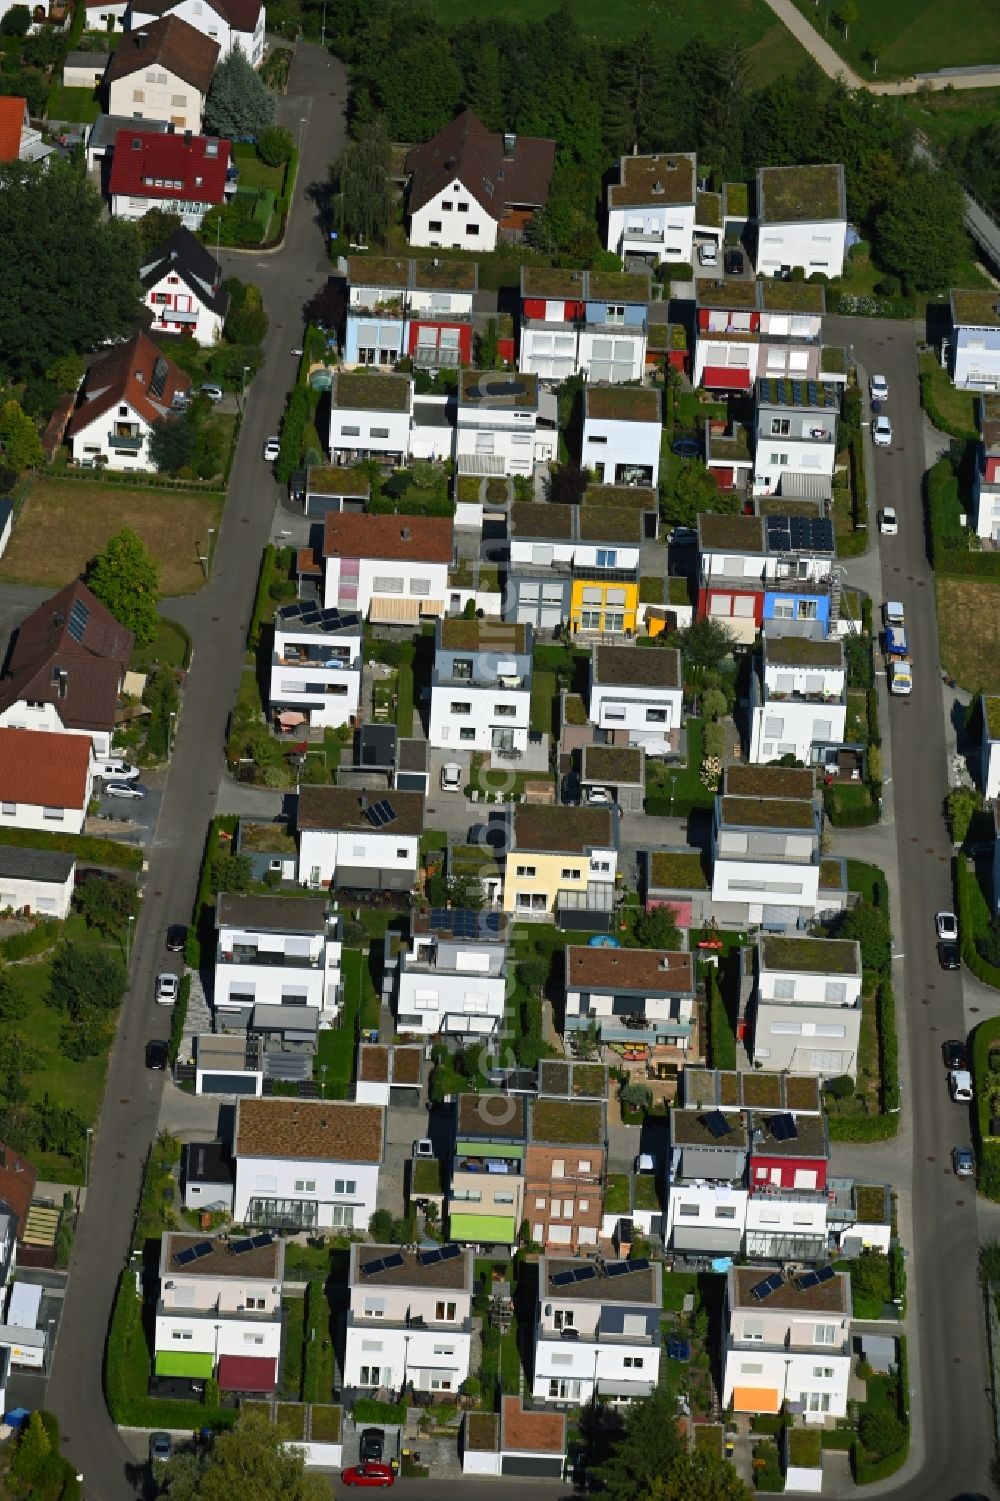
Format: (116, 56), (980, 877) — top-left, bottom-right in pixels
(677, 617), (736, 672)
(257, 124), (294, 166)
(136, 207), (185, 256)
(632, 906), (682, 951)
(204, 46), (276, 139)
(597, 1384), (683, 1501)
(0, 399), (43, 471)
(639, 1456), (753, 1501)
(332, 116), (393, 247)
(875, 164), (966, 293)
(87, 528), (160, 648)
(159, 1409), (332, 1500)
(75, 874), (138, 941)
(661, 461), (738, 528)
(0, 161), (140, 377)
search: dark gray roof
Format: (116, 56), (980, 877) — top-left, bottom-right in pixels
(139, 226), (230, 318)
(88, 113), (168, 152)
(0, 845), (75, 883)
(182, 1139), (233, 1186)
(216, 893), (327, 934)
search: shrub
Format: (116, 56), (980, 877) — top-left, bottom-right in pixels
(927, 455), (1000, 578)
(354, 1398), (406, 1424)
(0, 918), (59, 960)
(257, 124), (294, 166)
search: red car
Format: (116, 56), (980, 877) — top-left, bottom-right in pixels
(342, 1463), (395, 1488)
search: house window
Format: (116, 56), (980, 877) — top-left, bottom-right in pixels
(560, 868), (581, 880)
(579, 1199), (589, 1211)
(341, 425), (361, 437)
(1, 804), (14, 816)
(441, 200), (453, 211)
(430, 1376), (453, 1391)
(494, 704), (516, 717)
(678, 1204), (700, 1218)
(171, 1330), (193, 1341)
(742, 1319), (764, 1341)
(370, 427), (389, 439)
(645, 708), (667, 723)
(812, 1366), (834, 1379)
(332, 1204), (355, 1226)
(588, 435), (607, 445)
(580, 610), (601, 630)
(293, 1179), (316, 1193)
(596, 549), (617, 568)
(450, 701), (471, 715)
(372, 576), (404, 593)
(457, 202), (468, 211)
(606, 305), (625, 324)
(359, 1366), (381, 1386)
(459, 728), (475, 741)
(815, 1324), (838, 1345)
(806, 1392), (832, 1413)
(428, 221), (442, 232)
(364, 1299), (385, 1318)
(516, 865), (536, 878)
(452, 658), (472, 679)
(43, 808), (64, 822)
(716, 1206), (737, 1220)
(245, 1297), (266, 1310)
(333, 1179), (356, 1195)
(770, 418), (790, 436)
(434, 1301), (457, 1320)
(243, 1334), (264, 1345)
(623, 1357), (644, 1369)
(432, 1345), (455, 1357)
(465, 225), (479, 235)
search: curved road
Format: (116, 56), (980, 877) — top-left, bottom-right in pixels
(45, 41), (347, 1500)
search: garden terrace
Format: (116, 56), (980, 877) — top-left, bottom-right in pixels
(237, 821), (295, 854)
(649, 850), (709, 890)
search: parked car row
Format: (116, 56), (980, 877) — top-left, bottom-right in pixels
(883, 600), (913, 698)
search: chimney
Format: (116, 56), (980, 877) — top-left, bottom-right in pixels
(503, 132), (516, 160)
(184, 129), (192, 145)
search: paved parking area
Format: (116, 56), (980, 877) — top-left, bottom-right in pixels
(95, 782), (163, 846)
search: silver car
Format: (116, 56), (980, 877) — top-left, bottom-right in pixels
(155, 973), (179, 1006)
(953, 1146), (975, 1178)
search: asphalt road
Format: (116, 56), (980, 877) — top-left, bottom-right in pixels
(827, 315), (997, 1499)
(44, 41), (349, 1501)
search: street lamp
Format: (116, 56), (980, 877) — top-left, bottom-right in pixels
(320, 1063), (328, 1100)
(125, 913), (135, 967)
(84, 1126), (94, 1187)
(241, 362), (251, 416)
(299, 115), (306, 156)
(168, 710), (176, 754)
(669, 773), (677, 818)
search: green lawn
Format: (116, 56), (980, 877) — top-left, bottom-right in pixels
(645, 718), (715, 815)
(46, 83), (100, 124)
(530, 670), (557, 737)
(903, 85), (1000, 150)
(232, 144), (286, 193)
(315, 949), (363, 1090)
(130, 616), (191, 672)
(789, 0), (1000, 78)
(919, 351), (979, 439)
(433, 0), (808, 82)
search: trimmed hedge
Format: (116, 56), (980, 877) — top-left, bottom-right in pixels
(919, 360), (978, 441)
(821, 1429), (856, 1450)
(972, 1015), (1000, 1199)
(354, 1398), (407, 1424)
(0, 827), (142, 870)
(852, 1336), (909, 1484)
(302, 1278), (326, 1402)
(248, 543), (276, 648)
(849, 429), (868, 530)
(0, 918), (59, 959)
(928, 457), (1000, 579)
(956, 855), (1000, 989)
(878, 978), (900, 1114)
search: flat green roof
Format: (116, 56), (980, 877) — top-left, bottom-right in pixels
(578, 505), (641, 543)
(585, 385), (661, 424)
(759, 163), (844, 224)
(724, 181), (749, 218)
(588, 271), (649, 303)
(760, 280), (825, 314)
(449, 1212), (516, 1244)
(761, 935), (859, 975)
(721, 796), (815, 830)
(333, 371), (411, 412)
(531, 1097), (602, 1145)
(456, 1140), (523, 1159)
(649, 850), (709, 890)
(696, 189), (722, 228)
(986, 696), (1000, 740)
(951, 289), (1000, 329)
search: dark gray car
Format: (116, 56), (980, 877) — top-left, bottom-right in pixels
(359, 1429), (385, 1463)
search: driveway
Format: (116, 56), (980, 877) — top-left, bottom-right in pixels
(825, 314), (996, 1499)
(44, 40), (352, 1501)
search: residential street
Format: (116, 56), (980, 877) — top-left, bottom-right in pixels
(43, 41), (349, 1501)
(825, 314), (996, 1499)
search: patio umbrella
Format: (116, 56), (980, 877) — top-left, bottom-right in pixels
(276, 710), (306, 728)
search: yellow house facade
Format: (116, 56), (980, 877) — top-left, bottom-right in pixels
(502, 805), (618, 918)
(568, 575), (639, 636)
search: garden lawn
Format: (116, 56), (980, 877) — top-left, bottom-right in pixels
(0, 481), (223, 595)
(530, 670), (556, 737)
(937, 578), (1000, 693)
(920, 352), (979, 438)
(130, 617), (191, 672)
(431, 0), (806, 79)
(645, 718), (714, 814)
(788, 0), (1000, 77)
(315, 949), (362, 1088)
(903, 85), (1000, 150)
(232, 144), (286, 193)
(46, 83), (100, 123)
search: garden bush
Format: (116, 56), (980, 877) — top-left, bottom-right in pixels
(928, 456), (1000, 578)
(0, 919), (59, 959)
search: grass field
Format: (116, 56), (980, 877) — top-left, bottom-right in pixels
(45, 83), (100, 125)
(789, 0), (1000, 78)
(937, 577), (1000, 693)
(130, 617), (191, 672)
(232, 145), (287, 194)
(432, 0), (808, 84)
(0, 480), (223, 595)
(530, 669), (557, 737)
(904, 86), (1000, 149)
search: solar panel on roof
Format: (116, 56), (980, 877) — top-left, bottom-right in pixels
(174, 1246), (199, 1267)
(67, 598), (90, 643)
(702, 1110), (731, 1139)
(574, 1265), (597, 1283)
(420, 1247), (443, 1266)
(230, 1237), (255, 1257)
(150, 356), (169, 399)
(429, 907), (449, 930)
(382, 1252), (405, 1271)
(552, 1270), (576, 1287)
(815, 1265), (835, 1284)
(628, 1258), (650, 1273)
(365, 798), (397, 829)
(750, 1276), (773, 1301)
(605, 1260), (630, 1278)
(768, 1113), (798, 1142)
(190, 1240), (213, 1260)
(251, 1232), (274, 1250)
(362, 1257), (386, 1276)
(796, 1270), (820, 1290)
(440, 1243), (461, 1261)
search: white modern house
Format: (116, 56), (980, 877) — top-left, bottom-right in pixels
(974, 394), (1000, 540)
(393, 921), (507, 1039)
(296, 785), (424, 894)
(576, 271), (650, 385)
(694, 279), (826, 392)
(753, 377), (840, 501)
(0, 728), (94, 836)
(589, 644), (683, 752)
(581, 385), (661, 488)
(213, 893), (343, 1024)
(428, 618), (533, 757)
(321, 513), (453, 625)
(748, 634), (846, 766)
(531, 1254), (661, 1405)
(125, 0), (266, 66)
(269, 602), (362, 732)
(154, 1231), (283, 1393)
(66, 331), (191, 472)
(665, 1106), (750, 1260)
(563, 945), (695, 1051)
(0, 848), (76, 920)
(753, 934), (862, 1079)
(711, 764), (824, 929)
(327, 371), (414, 467)
(754, 164), (847, 280)
(344, 1242), (474, 1396)
(605, 151), (699, 266)
(455, 370), (546, 478)
(949, 289), (1000, 391)
(232, 1098), (384, 1232)
(721, 1264), (852, 1421)
(404, 109), (554, 253)
(139, 226), (229, 346)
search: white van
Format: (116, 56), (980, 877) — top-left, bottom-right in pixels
(95, 756), (140, 782)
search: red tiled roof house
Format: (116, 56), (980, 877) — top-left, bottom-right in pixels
(0, 726), (93, 834)
(66, 330), (190, 472)
(109, 127), (231, 230)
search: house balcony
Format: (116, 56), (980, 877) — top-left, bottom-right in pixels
(346, 1310), (473, 1334)
(585, 1019), (693, 1046)
(414, 345), (461, 369)
(555, 883), (615, 915)
(156, 307), (199, 324)
(700, 568), (834, 594)
(108, 431), (143, 451)
(157, 1299), (280, 1324)
(726, 1333), (849, 1358)
(621, 228), (668, 246)
(536, 1321), (661, 1348)
(350, 300), (406, 319)
(757, 423), (835, 445)
(217, 947), (322, 968)
(584, 317), (647, 334)
(274, 649), (356, 669)
(714, 845), (821, 865)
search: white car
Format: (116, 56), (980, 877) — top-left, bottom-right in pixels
(698, 242), (718, 267)
(105, 781), (148, 799)
(587, 786), (612, 805)
(936, 911), (959, 942)
(873, 415), (892, 447)
(879, 507), (898, 535)
(155, 973), (179, 1006)
(869, 374), (889, 402)
(888, 660), (912, 696)
(949, 1069), (973, 1103)
(263, 437), (280, 462)
(440, 763), (462, 793)
(200, 383), (224, 403)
